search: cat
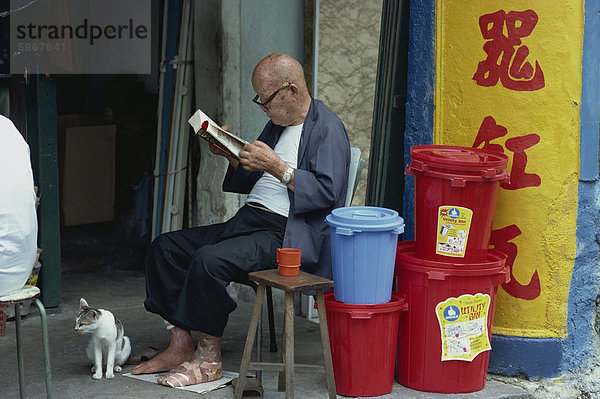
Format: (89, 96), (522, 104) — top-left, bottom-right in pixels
(75, 298), (131, 379)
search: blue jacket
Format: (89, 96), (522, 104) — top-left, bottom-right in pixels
(223, 99), (350, 279)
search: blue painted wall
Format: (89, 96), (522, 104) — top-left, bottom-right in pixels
(563, 0), (600, 375)
(402, 0), (436, 241)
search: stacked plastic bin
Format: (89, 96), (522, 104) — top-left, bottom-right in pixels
(395, 145), (511, 393)
(324, 206), (405, 397)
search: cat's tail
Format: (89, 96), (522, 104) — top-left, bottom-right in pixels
(116, 336), (132, 366)
(115, 317), (125, 341)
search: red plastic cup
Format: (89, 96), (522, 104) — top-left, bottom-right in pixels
(277, 248), (301, 276)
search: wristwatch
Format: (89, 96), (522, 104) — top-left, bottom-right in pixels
(281, 167), (294, 184)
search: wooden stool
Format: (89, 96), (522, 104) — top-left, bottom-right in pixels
(235, 269), (336, 399)
(0, 285), (52, 399)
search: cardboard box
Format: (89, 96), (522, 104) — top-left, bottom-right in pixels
(59, 116), (116, 226)
(57, 114), (101, 131)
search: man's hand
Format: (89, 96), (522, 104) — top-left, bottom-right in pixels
(239, 141), (285, 174)
(208, 142), (230, 157)
(201, 124), (240, 169)
(204, 124), (231, 157)
(239, 140), (294, 191)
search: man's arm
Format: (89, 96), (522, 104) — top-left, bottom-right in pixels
(222, 122), (284, 194)
(291, 120), (350, 214)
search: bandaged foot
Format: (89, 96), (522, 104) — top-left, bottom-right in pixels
(159, 360), (223, 387)
(158, 332), (223, 388)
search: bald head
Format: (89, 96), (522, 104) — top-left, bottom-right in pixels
(251, 53), (311, 126)
(252, 53), (308, 92)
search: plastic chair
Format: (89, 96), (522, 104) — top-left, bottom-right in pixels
(345, 147), (365, 207)
(0, 285), (52, 399)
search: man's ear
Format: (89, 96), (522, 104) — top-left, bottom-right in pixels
(289, 83), (299, 99)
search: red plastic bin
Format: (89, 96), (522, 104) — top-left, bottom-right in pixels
(394, 242), (509, 393)
(406, 145), (508, 263)
(324, 291), (407, 397)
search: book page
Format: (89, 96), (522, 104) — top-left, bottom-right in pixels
(188, 109), (249, 158)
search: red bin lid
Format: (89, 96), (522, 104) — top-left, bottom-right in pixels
(395, 240), (507, 272)
(410, 145), (508, 169)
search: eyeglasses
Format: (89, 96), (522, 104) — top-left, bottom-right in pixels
(252, 81), (290, 109)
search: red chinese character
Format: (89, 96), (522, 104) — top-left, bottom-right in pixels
(491, 224), (541, 300)
(472, 118), (542, 300)
(473, 10), (545, 91)
(502, 134), (541, 189)
(472, 117), (541, 190)
(472, 116), (507, 154)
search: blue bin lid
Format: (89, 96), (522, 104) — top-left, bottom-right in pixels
(326, 206), (404, 233)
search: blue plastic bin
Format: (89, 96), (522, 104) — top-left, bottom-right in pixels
(326, 206), (404, 304)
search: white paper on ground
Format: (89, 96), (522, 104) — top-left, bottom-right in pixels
(123, 370), (238, 394)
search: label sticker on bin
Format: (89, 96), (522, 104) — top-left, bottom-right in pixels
(435, 293), (491, 362)
(436, 206), (473, 257)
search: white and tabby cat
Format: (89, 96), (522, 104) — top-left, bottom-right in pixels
(75, 298), (131, 379)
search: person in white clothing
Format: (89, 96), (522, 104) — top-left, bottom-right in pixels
(0, 115), (38, 296)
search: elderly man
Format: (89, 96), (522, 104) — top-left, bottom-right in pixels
(133, 53), (350, 388)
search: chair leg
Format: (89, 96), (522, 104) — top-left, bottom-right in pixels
(283, 291), (295, 399)
(266, 286), (278, 352)
(277, 316), (286, 392)
(15, 303), (26, 399)
(34, 299), (53, 399)
(315, 289), (336, 399)
(235, 284), (265, 399)
(256, 314), (262, 381)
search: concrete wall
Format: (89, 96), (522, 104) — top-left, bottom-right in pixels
(193, 0), (304, 225)
(193, 0), (237, 226)
(194, 0), (381, 218)
(192, 0), (304, 305)
(191, 1), (383, 310)
(404, 0), (600, 378)
(312, 0), (383, 205)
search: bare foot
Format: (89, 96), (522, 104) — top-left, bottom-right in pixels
(131, 327), (195, 375)
(158, 332), (222, 387)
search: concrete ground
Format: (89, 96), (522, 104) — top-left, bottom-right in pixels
(0, 220), (546, 399)
(0, 267), (537, 399)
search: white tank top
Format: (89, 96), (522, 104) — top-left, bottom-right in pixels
(246, 124), (303, 217)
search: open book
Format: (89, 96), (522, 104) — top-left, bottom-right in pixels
(188, 109), (249, 159)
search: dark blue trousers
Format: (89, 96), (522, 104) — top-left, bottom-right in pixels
(144, 205), (286, 336)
